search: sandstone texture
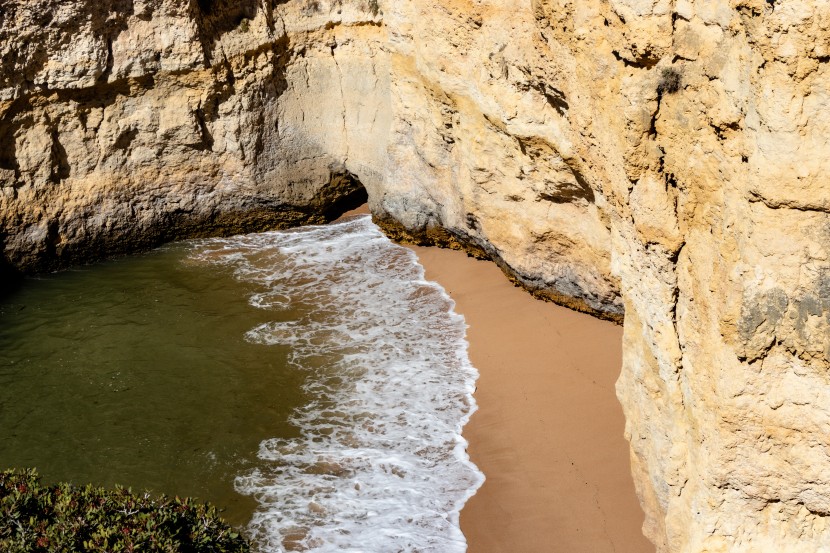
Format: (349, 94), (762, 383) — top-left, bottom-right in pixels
(0, 0), (384, 272)
(3, 0), (830, 551)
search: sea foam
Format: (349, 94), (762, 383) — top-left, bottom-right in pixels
(189, 215), (484, 552)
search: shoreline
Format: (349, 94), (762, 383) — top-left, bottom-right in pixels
(408, 245), (654, 553)
(334, 204), (651, 552)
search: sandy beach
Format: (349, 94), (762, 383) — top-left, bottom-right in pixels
(410, 245), (653, 553)
(335, 205), (651, 552)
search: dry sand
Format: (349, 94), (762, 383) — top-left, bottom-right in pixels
(336, 205), (652, 552)
(410, 246), (654, 553)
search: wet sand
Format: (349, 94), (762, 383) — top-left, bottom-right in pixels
(410, 246), (654, 553)
(336, 205), (652, 552)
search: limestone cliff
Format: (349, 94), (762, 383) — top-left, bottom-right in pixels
(0, 0), (384, 272)
(3, 0), (830, 551)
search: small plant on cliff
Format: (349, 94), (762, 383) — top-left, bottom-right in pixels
(367, 0), (380, 16)
(238, 18), (250, 32)
(0, 468), (249, 552)
(303, 0), (322, 15)
(657, 67), (682, 95)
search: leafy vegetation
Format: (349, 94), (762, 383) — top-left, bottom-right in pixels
(0, 469), (249, 553)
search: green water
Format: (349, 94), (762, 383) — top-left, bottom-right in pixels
(0, 244), (307, 528)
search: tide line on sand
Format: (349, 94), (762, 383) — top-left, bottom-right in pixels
(335, 204), (652, 552)
(407, 244), (655, 553)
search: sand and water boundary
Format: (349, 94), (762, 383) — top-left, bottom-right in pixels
(411, 244), (653, 553)
(334, 205), (652, 552)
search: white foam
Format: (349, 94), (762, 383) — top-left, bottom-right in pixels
(189, 215), (484, 553)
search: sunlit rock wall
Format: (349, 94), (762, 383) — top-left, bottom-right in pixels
(378, 1), (830, 549)
(4, 1), (830, 551)
(0, 0), (387, 271)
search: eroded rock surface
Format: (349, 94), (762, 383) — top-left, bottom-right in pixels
(378, 2), (830, 549)
(0, 0), (385, 271)
(3, 0), (830, 551)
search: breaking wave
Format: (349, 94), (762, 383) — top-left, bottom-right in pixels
(190, 215), (484, 552)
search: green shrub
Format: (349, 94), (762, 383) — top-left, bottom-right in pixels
(238, 18), (250, 32)
(0, 469), (249, 553)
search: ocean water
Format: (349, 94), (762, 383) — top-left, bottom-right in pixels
(0, 215), (484, 552)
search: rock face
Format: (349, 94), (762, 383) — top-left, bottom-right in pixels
(3, 0), (830, 551)
(0, 0), (384, 271)
(373, 0), (622, 321)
